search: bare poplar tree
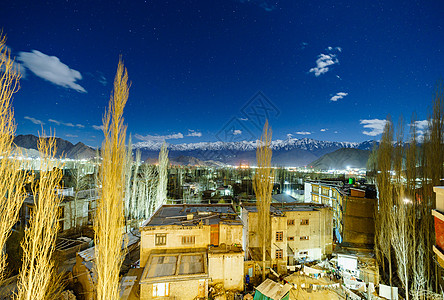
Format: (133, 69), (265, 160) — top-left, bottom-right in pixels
(0, 34), (28, 280)
(130, 149), (141, 222)
(155, 142), (169, 210)
(16, 135), (64, 300)
(375, 117), (394, 288)
(253, 120), (274, 281)
(94, 59), (129, 300)
(140, 163), (157, 220)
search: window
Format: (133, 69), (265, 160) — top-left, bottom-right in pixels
(299, 251), (308, 255)
(182, 236), (195, 245)
(288, 236), (294, 241)
(276, 231), (283, 242)
(300, 236), (309, 241)
(287, 219), (295, 226)
(276, 250), (283, 259)
(153, 282), (169, 297)
(155, 233), (167, 246)
(300, 219), (309, 225)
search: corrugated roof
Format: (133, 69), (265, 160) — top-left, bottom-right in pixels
(255, 279), (293, 300)
(78, 231), (140, 262)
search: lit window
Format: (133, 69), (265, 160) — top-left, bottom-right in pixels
(276, 250), (283, 259)
(182, 236), (195, 245)
(155, 233), (166, 246)
(153, 282), (169, 297)
(276, 231), (283, 242)
(300, 219), (309, 225)
(300, 236), (309, 241)
(287, 219), (295, 225)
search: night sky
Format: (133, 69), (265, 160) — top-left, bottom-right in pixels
(1, 0), (443, 146)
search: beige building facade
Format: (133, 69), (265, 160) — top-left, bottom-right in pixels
(241, 203), (333, 275)
(139, 204), (245, 299)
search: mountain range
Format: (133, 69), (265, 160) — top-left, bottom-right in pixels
(132, 138), (376, 167)
(12, 134), (375, 167)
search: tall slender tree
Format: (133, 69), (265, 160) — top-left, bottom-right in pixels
(253, 120), (274, 281)
(0, 33), (28, 280)
(155, 142), (169, 210)
(16, 135), (64, 300)
(94, 59), (129, 300)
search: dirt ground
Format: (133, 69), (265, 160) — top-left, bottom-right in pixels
(285, 273), (346, 300)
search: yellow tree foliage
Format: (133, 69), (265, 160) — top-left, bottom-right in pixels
(16, 135), (64, 300)
(253, 120), (274, 281)
(0, 33), (28, 280)
(94, 59), (129, 300)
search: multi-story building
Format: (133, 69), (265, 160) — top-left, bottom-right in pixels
(305, 180), (376, 248)
(139, 204), (244, 300)
(241, 203), (333, 275)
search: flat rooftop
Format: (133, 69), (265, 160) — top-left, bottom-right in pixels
(242, 203), (325, 215)
(142, 204), (242, 227)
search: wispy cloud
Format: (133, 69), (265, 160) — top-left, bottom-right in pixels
(135, 132), (184, 142)
(49, 119), (84, 128)
(300, 42), (308, 49)
(186, 129), (202, 137)
(92, 125), (104, 131)
(295, 131), (311, 135)
(309, 54), (338, 76)
(233, 130), (242, 135)
(409, 119), (429, 140)
(65, 134), (78, 138)
(320, 128), (328, 132)
(309, 46), (342, 77)
(238, 117), (248, 121)
(330, 92), (348, 102)
(360, 119), (388, 136)
(18, 50), (86, 93)
(24, 116), (44, 125)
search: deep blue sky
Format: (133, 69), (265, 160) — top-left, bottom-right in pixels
(1, 0), (443, 146)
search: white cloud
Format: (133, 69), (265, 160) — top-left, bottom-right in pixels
(360, 119), (388, 136)
(409, 120), (429, 140)
(295, 131), (311, 135)
(135, 132), (184, 142)
(65, 134), (78, 138)
(233, 130), (242, 135)
(186, 130), (202, 137)
(18, 50), (86, 93)
(320, 128), (328, 132)
(239, 117), (248, 121)
(49, 119), (84, 128)
(287, 133), (293, 139)
(330, 92), (348, 102)
(24, 116), (44, 125)
(93, 125), (104, 131)
(309, 53), (338, 77)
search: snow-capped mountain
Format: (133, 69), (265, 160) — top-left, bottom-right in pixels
(133, 138), (376, 167)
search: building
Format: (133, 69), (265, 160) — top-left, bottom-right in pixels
(21, 187), (98, 232)
(139, 204), (244, 300)
(241, 203), (333, 276)
(433, 187), (444, 268)
(304, 180), (376, 248)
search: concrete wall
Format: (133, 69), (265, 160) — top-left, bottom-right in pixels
(342, 196), (375, 246)
(140, 278), (208, 300)
(208, 252), (244, 291)
(140, 223), (243, 266)
(140, 225), (210, 266)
